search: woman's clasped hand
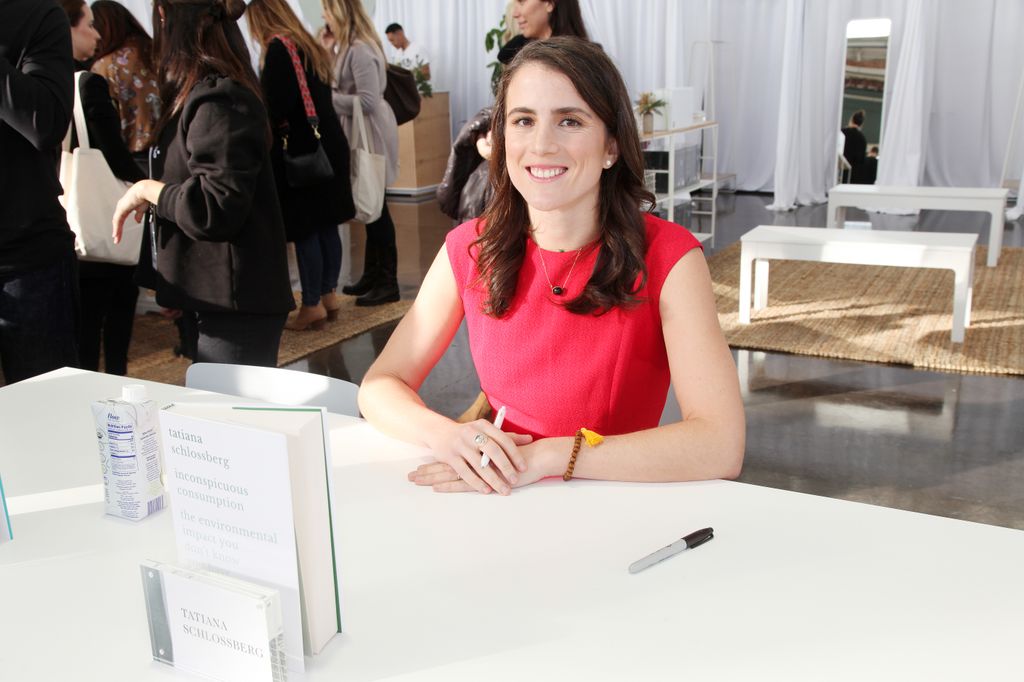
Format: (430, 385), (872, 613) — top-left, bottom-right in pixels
(409, 419), (535, 495)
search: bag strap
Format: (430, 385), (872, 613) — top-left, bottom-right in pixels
(271, 35), (320, 138)
(351, 97), (376, 155)
(71, 71), (91, 150)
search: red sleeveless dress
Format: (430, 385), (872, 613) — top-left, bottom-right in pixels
(446, 213), (702, 439)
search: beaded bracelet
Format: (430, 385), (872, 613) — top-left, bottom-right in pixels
(563, 428), (604, 481)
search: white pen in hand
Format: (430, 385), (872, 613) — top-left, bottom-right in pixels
(480, 405), (506, 469)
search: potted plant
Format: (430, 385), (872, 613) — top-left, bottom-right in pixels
(635, 92), (666, 134)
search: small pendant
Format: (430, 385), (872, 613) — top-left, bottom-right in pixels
(551, 286), (565, 296)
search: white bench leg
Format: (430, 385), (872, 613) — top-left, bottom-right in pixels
(827, 204), (845, 229)
(738, 246), (754, 324)
(987, 205), (1003, 267)
(951, 261), (971, 343)
(965, 256), (974, 328)
(753, 259), (770, 310)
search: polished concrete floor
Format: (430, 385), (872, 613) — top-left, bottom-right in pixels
(286, 192), (1024, 531)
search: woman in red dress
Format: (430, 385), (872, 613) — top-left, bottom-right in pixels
(359, 38), (745, 494)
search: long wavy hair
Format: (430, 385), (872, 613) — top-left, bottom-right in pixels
(549, 0), (589, 39)
(321, 0), (385, 58)
(151, 0), (262, 128)
(246, 0), (334, 85)
(92, 0), (154, 70)
(476, 38), (654, 318)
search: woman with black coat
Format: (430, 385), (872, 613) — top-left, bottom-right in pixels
(112, 0), (293, 367)
(246, 0), (356, 331)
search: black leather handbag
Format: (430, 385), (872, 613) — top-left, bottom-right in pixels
(275, 34), (334, 188)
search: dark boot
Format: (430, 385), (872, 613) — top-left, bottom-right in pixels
(356, 243), (400, 306)
(342, 240), (380, 296)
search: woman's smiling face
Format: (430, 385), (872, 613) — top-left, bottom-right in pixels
(512, 0), (554, 40)
(503, 63), (617, 224)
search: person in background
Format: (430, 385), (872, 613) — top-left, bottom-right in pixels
(498, 0), (589, 63)
(384, 22), (430, 80)
(90, 0), (161, 168)
(0, 0), (78, 384)
(437, 0), (588, 223)
(61, 0), (146, 376)
(842, 109), (868, 183)
(858, 144), (879, 185)
(112, 0), (294, 367)
(323, 0), (401, 307)
(245, 0), (356, 331)
(359, 38), (744, 495)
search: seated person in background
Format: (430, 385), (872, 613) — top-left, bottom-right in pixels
(842, 109), (868, 182)
(359, 38), (745, 495)
(384, 22), (429, 80)
(858, 145), (879, 185)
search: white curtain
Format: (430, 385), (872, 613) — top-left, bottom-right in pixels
(923, 0), (1024, 189)
(371, 0), (506, 134)
(118, 0), (1024, 198)
(874, 0), (933, 187)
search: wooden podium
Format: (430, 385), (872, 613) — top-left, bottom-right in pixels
(389, 91), (451, 195)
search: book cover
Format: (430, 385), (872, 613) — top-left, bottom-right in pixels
(159, 404), (341, 670)
(141, 560), (287, 682)
(0, 473), (11, 543)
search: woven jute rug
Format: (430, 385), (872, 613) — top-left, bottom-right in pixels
(125, 294), (412, 385)
(707, 243), (1024, 375)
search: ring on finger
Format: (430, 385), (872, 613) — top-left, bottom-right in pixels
(473, 433), (488, 447)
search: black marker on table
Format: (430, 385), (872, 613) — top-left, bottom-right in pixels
(628, 527), (714, 574)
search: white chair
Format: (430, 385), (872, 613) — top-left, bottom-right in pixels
(185, 363), (360, 417)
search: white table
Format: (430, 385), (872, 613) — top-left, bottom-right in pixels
(826, 184), (1008, 267)
(737, 225), (977, 343)
(3, 369), (1024, 680)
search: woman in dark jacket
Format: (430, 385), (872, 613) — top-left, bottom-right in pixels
(62, 0), (145, 376)
(112, 0), (293, 367)
(246, 0), (356, 331)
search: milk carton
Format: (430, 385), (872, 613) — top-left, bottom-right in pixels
(91, 384), (164, 521)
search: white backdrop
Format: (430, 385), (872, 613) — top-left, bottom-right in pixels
(117, 0), (1024, 198)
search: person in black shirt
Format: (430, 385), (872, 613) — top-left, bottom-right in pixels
(842, 110), (869, 183)
(0, 0), (79, 384)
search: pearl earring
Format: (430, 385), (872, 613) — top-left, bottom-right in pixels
(604, 160), (612, 168)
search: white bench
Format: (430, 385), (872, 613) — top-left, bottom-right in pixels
(738, 225), (977, 343)
(826, 184), (1007, 267)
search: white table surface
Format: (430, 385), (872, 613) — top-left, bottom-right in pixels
(2, 369), (1024, 680)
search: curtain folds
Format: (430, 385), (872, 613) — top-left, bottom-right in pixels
(114, 0), (1024, 198)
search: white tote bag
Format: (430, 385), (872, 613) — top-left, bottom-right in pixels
(349, 97), (386, 224)
(59, 71), (142, 265)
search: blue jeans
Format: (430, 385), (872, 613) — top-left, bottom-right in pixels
(0, 251), (79, 384)
(293, 225), (342, 307)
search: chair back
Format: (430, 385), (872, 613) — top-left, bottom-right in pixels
(185, 363), (359, 417)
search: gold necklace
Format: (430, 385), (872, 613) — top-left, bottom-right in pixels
(536, 244), (585, 296)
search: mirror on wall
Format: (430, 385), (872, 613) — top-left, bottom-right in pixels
(838, 18), (890, 185)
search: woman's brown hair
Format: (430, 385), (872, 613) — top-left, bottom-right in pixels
(476, 37), (654, 318)
(151, 0), (263, 126)
(549, 0), (589, 39)
(60, 0), (85, 27)
(246, 0), (334, 85)
(92, 0), (154, 70)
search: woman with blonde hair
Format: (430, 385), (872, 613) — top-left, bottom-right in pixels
(246, 0), (355, 330)
(322, 0), (401, 307)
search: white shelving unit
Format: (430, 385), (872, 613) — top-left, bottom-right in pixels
(640, 120), (719, 242)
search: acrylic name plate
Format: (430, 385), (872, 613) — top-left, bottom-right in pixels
(141, 560), (287, 682)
